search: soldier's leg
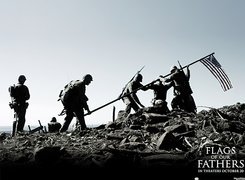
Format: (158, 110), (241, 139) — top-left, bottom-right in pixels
(12, 120), (17, 137)
(178, 95), (186, 110)
(12, 106), (19, 136)
(163, 101), (170, 113)
(16, 104), (26, 131)
(125, 104), (132, 114)
(60, 109), (73, 132)
(131, 101), (140, 112)
(185, 95), (197, 113)
(123, 98), (131, 114)
(171, 96), (178, 110)
(74, 109), (86, 130)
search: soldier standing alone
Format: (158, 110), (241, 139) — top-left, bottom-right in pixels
(9, 75), (30, 135)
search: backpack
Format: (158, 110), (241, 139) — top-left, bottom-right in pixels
(58, 80), (81, 105)
(9, 84), (18, 98)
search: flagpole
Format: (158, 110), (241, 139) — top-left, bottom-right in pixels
(84, 52), (215, 116)
(157, 52), (215, 84)
(180, 52), (215, 70)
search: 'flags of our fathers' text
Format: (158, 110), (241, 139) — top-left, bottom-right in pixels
(200, 55), (232, 91)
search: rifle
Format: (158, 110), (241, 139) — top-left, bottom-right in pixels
(118, 66), (145, 98)
(12, 112), (17, 137)
(58, 108), (66, 116)
(9, 99), (18, 137)
(28, 120), (45, 134)
(177, 60), (183, 70)
(178, 60), (191, 81)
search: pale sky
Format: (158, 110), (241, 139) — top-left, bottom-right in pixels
(0, 0), (244, 128)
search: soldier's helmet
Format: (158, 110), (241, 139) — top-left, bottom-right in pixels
(83, 74), (93, 82)
(51, 117), (57, 123)
(18, 75), (26, 82)
(155, 99), (164, 106)
(135, 74), (143, 82)
(170, 66), (178, 73)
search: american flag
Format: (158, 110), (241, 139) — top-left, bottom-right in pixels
(200, 55), (233, 91)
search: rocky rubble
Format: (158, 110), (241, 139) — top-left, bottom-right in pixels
(0, 103), (245, 178)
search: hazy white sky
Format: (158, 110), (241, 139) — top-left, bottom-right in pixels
(0, 0), (244, 128)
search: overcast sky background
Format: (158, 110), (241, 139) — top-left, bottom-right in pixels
(0, 0), (244, 129)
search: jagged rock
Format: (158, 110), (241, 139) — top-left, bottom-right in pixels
(215, 120), (245, 134)
(143, 113), (169, 124)
(129, 125), (142, 130)
(105, 121), (122, 129)
(34, 146), (66, 163)
(156, 131), (179, 150)
(116, 110), (128, 120)
(145, 125), (160, 133)
(106, 133), (124, 140)
(119, 142), (146, 151)
(164, 124), (187, 133)
(120, 138), (129, 146)
(128, 135), (142, 142)
(0, 133), (7, 142)
(126, 112), (145, 126)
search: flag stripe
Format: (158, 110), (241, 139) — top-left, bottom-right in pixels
(202, 58), (231, 91)
(210, 57), (233, 89)
(201, 56), (232, 91)
(218, 68), (233, 88)
(201, 58), (231, 91)
(201, 59), (227, 91)
(200, 55), (232, 91)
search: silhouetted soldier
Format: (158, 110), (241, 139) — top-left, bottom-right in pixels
(59, 74), (93, 132)
(161, 66), (196, 113)
(9, 75), (30, 135)
(48, 117), (61, 133)
(121, 74), (147, 114)
(146, 79), (173, 114)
